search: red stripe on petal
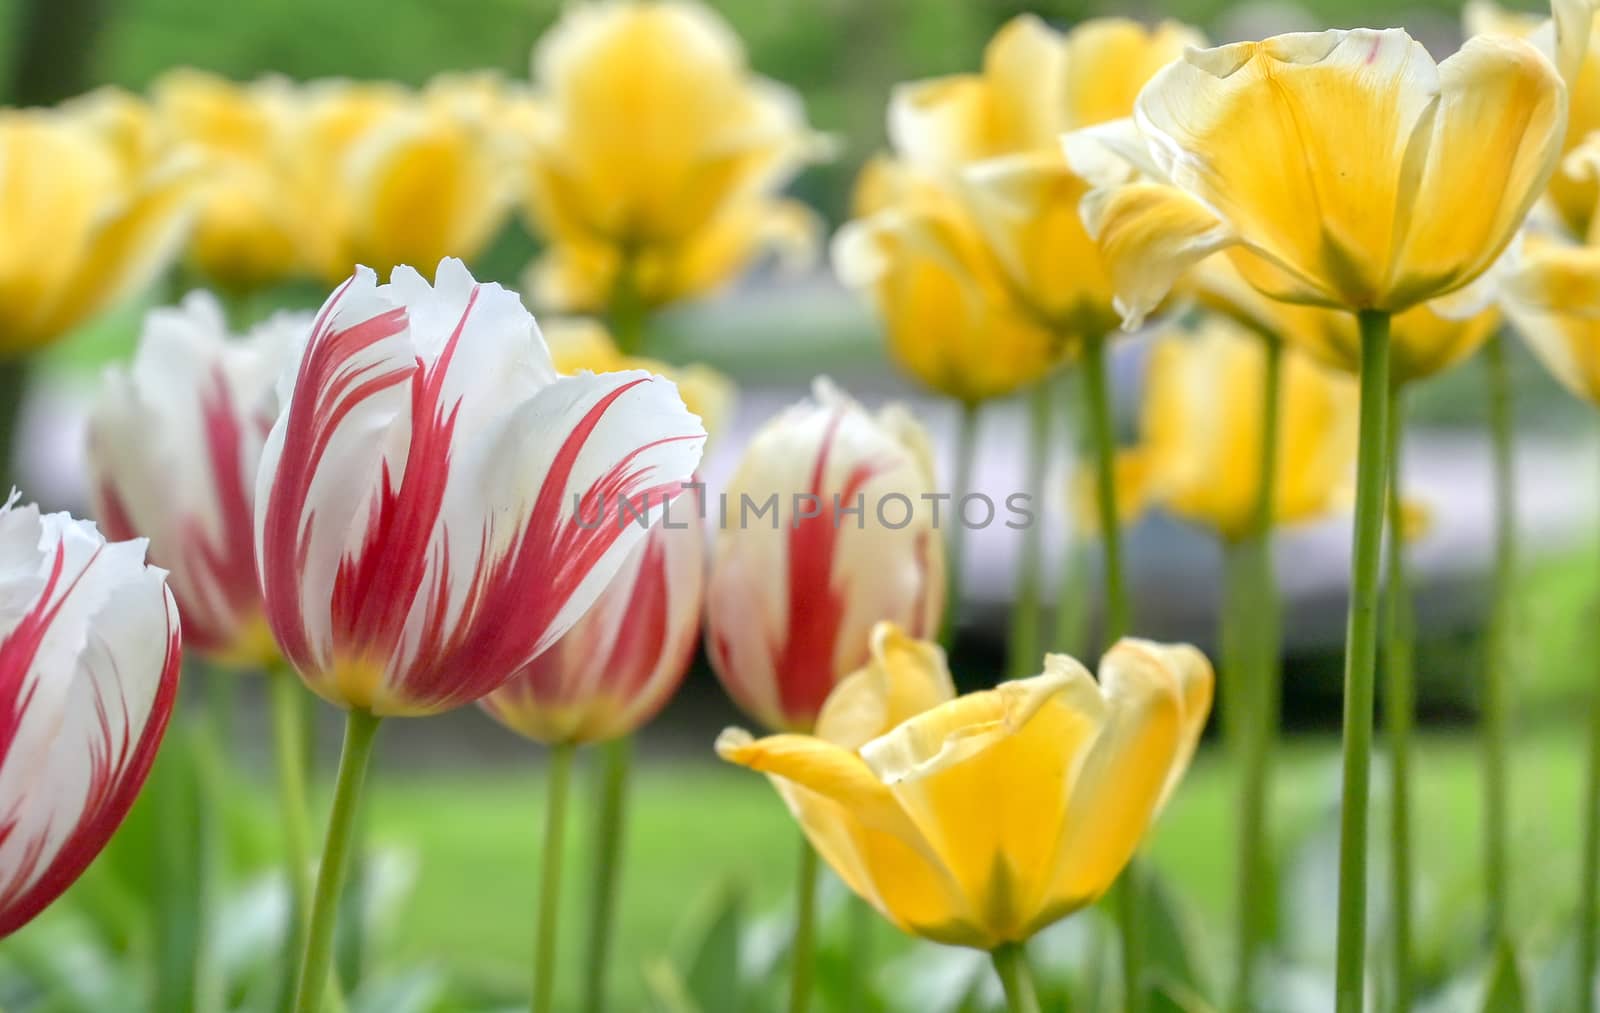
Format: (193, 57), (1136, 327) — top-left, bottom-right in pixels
(260, 279), (410, 672)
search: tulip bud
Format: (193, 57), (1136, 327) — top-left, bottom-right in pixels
(255, 257), (705, 717)
(89, 292), (303, 669)
(481, 493), (705, 745)
(705, 380), (944, 733)
(0, 497), (181, 937)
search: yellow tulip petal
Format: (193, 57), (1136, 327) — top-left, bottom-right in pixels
(715, 727), (980, 944)
(1060, 19), (1205, 128)
(1035, 640), (1192, 925)
(1504, 241), (1600, 403)
(815, 621), (957, 749)
(859, 663), (1105, 941)
(1390, 35), (1565, 309)
(1136, 29), (1439, 308)
(1081, 180), (1236, 330)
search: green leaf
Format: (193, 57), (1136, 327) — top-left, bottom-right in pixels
(642, 959), (702, 1013)
(1141, 866), (1213, 1005)
(682, 883), (747, 1013)
(1482, 938), (1529, 1013)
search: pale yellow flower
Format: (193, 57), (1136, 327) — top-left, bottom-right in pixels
(520, 1), (825, 312)
(1503, 237), (1600, 402)
(1121, 317), (1358, 540)
(0, 109), (197, 354)
(717, 622), (1212, 949)
(1072, 29), (1566, 329)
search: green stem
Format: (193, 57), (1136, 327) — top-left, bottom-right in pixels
(1384, 386), (1416, 1013)
(582, 737), (631, 1013)
(533, 744), (575, 1013)
(293, 709), (381, 1013)
(1006, 382), (1052, 678)
(1083, 334), (1130, 640)
(0, 357), (27, 493)
(1053, 367), (1092, 657)
(1231, 330), (1284, 1012)
(788, 840), (820, 1013)
(1580, 574), (1600, 1013)
(847, 896), (873, 1009)
(608, 254), (647, 357)
(1484, 333), (1515, 942)
(991, 942), (1043, 1013)
(940, 399), (981, 649)
(1334, 309), (1392, 1013)
(272, 673), (316, 1013)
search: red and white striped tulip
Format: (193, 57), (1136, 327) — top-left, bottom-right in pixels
(0, 498), (181, 937)
(255, 257), (706, 717)
(88, 292), (303, 669)
(706, 379), (945, 732)
(480, 491), (704, 745)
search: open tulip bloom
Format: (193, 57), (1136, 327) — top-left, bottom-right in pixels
(718, 623), (1212, 1010)
(0, 498), (181, 938)
(254, 257), (704, 1012)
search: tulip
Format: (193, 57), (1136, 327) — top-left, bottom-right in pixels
(89, 292), (301, 668)
(0, 497), (182, 938)
(1071, 29), (1566, 1012)
(0, 108), (196, 356)
(151, 70), (307, 291)
(519, 0), (826, 315)
(1122, 318), (1356, 542)
(257, 257), (704, 1013)
(717, 622), (1212, 1009)
(705, 379), (944, 734)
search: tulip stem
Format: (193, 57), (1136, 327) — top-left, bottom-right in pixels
(582, 736), (631, 1013)
(1579, 497), (1600, 1013)
(1230, 334), (1283, 1012)
(294, 708), (381, 1013)
(1007, 382), (1052, 677)
(1334, 309), (1392, 1013)
(941, 399), (981, 649)
(1083, 334), (1130, 641)
(271, 671), (316, 1013)
(789, 839), (820, 1013)
(609, 255), (648, 357)
(533, 743), (575, 1013)
(1383, 385), (1415, 1013)
(992, 942), (1042, 1013)
(1484, 332), (1515, 942)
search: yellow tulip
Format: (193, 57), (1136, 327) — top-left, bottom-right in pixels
(519, 1), (825, 312)
(540, 316), (735, 440)
(1122, 317), (1358, 540)
(0, 109), (196, 355)
(150, 69), (306, 290)
(1192, 255), (1501, 384)
(1073, 29), (1566, 329)
(832, 159), (1065, 403)
(837, 16), (1202, 389)
(294, 77), (520, 283)
(1468, 0), (1600, 238)
(1502, 237), (1600, 402)
(717, 622), (1212, 949)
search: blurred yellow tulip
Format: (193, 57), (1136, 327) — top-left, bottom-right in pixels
(0, 108), (196, 355)
(717, 622), (1212, 949)
(519, 1), (825, 312)
(540, 316), (735, 441)
(1503, 237), (1600, 403)
(1121, 318), (1358, 540)
(1468, 0), (1600, 239)
(837, 16), (1201, 399)
(1073, 29), (1566, 328)
(1193, 256), (1501, 385)
(832, 159), (1064, 403)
